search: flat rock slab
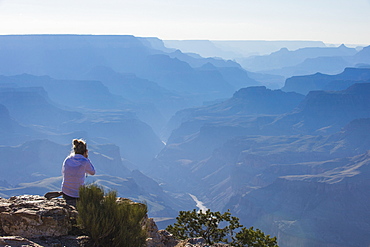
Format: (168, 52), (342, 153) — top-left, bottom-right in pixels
(0, 195), (77, 238)
(0, 236), (43, 247)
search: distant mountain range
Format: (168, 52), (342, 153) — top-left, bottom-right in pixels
(282, 67), (370, 94)
(239, 44), (357, 72)
(162, 40), (327, 59)
(239, 45), (370, 82)
(245, 44), (369, 74)
(0, 81), (164, 167)
(0, 35), (259, 103)
(163, 40), (370, 89)
(0, 34), (369, 247)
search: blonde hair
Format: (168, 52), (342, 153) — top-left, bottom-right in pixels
(72, 139), (87, 155)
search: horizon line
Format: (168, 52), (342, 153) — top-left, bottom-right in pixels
(0, 34), (368, 46)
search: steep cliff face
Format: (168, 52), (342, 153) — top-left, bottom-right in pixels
(227, 151), (370, 247)
(165, 83), (370, 150)
(0, 104), (38, 146)
(282, 67), (370, 95)
(0, 87), (82, 127)
(353, 45), (370, 65)
(0, 104), (13, 133)
(164, 86), (304, 144)
(180, 117), (370, 211)
(268, 83), (370, 135)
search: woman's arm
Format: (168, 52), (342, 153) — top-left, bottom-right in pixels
(85, 159), (96, 175)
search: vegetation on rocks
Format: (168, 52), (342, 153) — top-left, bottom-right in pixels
(166, 209), (278, 247)
(77, 184), (147, 247)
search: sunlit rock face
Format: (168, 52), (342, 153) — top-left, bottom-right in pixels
(0, 195), (180, 246)
(0, 195), (76, 238)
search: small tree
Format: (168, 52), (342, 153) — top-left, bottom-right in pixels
(77, 184), (147, 247)
(232, 226), (278, 247)
(166, 209), (279, 247)
(166, 209), (242, 245)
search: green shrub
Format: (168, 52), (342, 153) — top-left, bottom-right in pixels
(166, 209), (242, 245)
(166, 209), (278, 247)
(77, 184), (147, 247)
(232, 226), (278, 247)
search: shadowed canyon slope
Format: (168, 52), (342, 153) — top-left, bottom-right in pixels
(149, 82), (370, 246)
(227, 151), (370, 247)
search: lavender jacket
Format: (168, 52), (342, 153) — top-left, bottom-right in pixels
(61, 154), (95, 198)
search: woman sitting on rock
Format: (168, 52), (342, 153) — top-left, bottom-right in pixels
(61, 139), (96, 206)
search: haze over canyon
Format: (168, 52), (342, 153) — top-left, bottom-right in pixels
(0, 35), (370, 247)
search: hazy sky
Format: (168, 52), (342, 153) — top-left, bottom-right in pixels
(0, 0), (370, 45)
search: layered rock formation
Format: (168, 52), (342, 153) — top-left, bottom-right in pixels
(282, 67), (370, 95)
(0, 195), (83, 246)
(226, 151), (370, 247)
(0, 195), (76, 238)
(0, 195), (228, 247)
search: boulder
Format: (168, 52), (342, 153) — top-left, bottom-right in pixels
(0, 195), (77, 238)
(145, 217), (179, 247)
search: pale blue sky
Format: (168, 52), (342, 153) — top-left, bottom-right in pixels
(0, 0), (369, 45)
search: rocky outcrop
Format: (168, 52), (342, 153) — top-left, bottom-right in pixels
(0, 195), (232, 247)
(145, 217), (231, 247)
(145, 217), (178, 247)
(0, 195), (77, 238)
